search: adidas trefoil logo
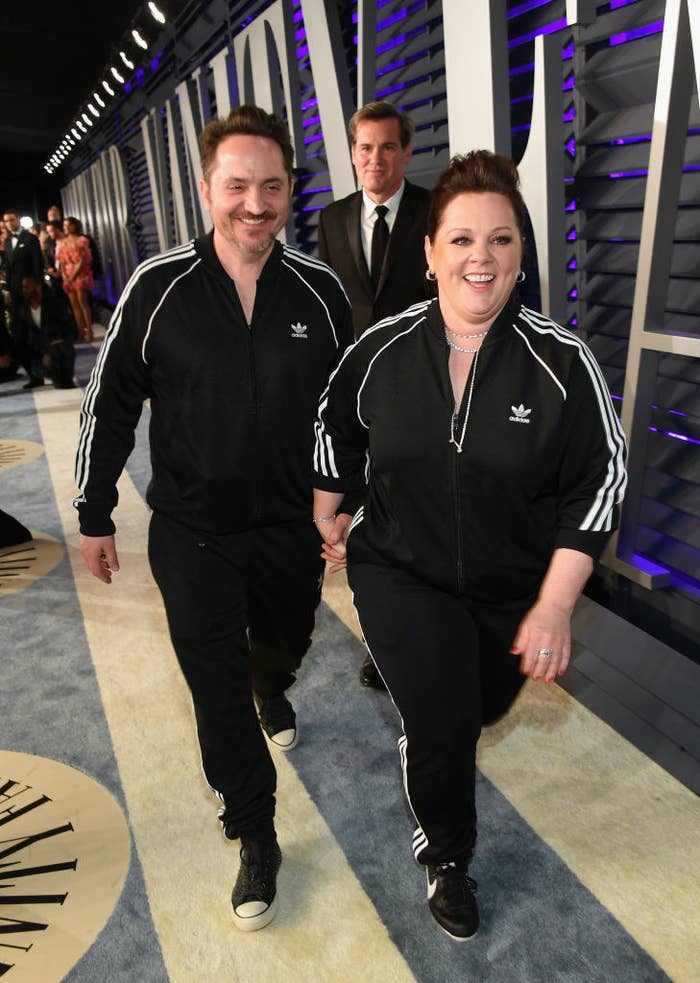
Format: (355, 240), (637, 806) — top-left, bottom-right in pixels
(509, 403), (532, 424)
(291, 321), (308, 339)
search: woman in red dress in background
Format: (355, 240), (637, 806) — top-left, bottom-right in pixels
(57, 217), (93, 342)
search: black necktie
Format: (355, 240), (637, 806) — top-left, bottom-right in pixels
(370, 205), (389, 288)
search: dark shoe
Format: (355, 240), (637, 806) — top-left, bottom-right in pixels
(231, 839), (282, 932)
(426, 861), (479, 941)
(255, 692), (297, 750)
(360, 653), (386, 690)
(22, 377), (44, 390)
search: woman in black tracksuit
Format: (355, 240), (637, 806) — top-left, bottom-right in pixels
(312, 151), (626, 942)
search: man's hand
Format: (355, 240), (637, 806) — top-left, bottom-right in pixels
(318, 513), (353, 573)
(80, 534), (120, 584)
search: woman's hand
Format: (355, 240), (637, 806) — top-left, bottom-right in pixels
(510, 599), (572, 683)
(510, 548), (593, 683)
(317, 513), (353, 573)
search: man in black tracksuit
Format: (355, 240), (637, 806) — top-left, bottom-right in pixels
(76, 106), (353, 931)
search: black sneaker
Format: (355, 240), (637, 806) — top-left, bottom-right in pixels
(255, 693), (297, 750)
(426, 861), (479, 941)
(231, 839), (282, 932)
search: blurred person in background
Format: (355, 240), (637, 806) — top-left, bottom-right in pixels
(57, 216), (93, 342)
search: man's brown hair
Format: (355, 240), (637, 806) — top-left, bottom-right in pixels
(199, 105), (294, 182)
(348, 101), (414, 149)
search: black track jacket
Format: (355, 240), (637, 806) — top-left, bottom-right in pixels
(75, 234), (353, 536)
(314, 296), (627, 604)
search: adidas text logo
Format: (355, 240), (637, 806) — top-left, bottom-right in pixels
(291, 321), (308, 339)
(509, 403), (531, 424)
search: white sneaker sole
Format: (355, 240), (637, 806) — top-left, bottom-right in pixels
(434, 920), (478, 943)
(265, 726), (298, 751)
(232, 893), (278, 932)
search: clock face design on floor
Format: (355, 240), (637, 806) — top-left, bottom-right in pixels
(0, 751), (130, 982)
(0, 535), (64, 597)
(0, 441), (43, 473)
(0, 440), (65, 597)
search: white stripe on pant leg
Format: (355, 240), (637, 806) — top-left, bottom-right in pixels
(351, 590), (430, 862)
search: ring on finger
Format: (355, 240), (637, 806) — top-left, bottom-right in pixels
(537, 647), (553, 659)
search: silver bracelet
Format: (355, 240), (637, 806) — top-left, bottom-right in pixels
(312, 514), (336, 524)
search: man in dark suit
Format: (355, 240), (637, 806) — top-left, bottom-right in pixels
(318, 100), (431, 341)
(13, 275), (76, 389)
(3, 208), (44, 312)
(318, 101), (431, 689)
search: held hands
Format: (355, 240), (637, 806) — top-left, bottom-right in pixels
(315, 513), (353, 573)
(509, 598), (572, 684)
(79, 534), (120, 584)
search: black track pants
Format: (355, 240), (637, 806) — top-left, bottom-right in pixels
(348, 561), (528, 865)
(148, 511), (324, 840)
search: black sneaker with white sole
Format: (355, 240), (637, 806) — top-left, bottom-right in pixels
(231, 839), (282, 932)
(426, 861), (479, 941)
(255, 692), (298, 750)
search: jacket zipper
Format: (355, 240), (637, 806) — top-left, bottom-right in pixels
(449, 350), (481, 593)
(450, 415), (464, 593)
(248, 319), (261, 520)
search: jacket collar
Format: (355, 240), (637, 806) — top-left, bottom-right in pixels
(426, 292), (521, 348)
(194, 229), (283, 287)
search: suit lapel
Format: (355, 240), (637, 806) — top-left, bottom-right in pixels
(346, 192), (374, 297)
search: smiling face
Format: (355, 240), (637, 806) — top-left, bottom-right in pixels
(351, 118), (411, 203)
(199, 134), (292, 261)
(425, 191), (523, 330)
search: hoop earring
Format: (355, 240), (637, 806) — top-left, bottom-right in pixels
(516, 270), (526, 283)
(425, 269), (436, 282)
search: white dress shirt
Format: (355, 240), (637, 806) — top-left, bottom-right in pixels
(360, 181), (406, 269)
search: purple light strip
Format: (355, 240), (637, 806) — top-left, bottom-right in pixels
(610, 20), (663, 45)
(298, 185), (332, 195)
(377, 32), (406, 55)
(377, 1), (426, 33)
(508, 0), (552, 17)
(609, 164), (700, 178)
(377, 57), (407, 78)
(632, 553), (670, 577)
(649, 426), (700, 447)
(510, 61), (535, 77)
(508, 17), (567, 49)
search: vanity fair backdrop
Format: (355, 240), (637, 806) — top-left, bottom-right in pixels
(59, 0), (700, 667)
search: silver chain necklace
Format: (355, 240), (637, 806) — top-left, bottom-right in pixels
(449, 347), (480, 453)
(446, 326), (489, 339)
(446, 334), (482, 354)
